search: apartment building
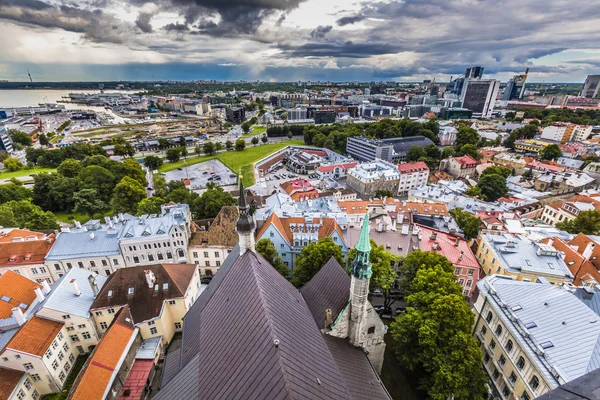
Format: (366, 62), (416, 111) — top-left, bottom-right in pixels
(256, 214), (347, 270)
(397, 161), (430, 195)
(540, 236), (600, 287)
(0, 229), (55, 283)
(280, 179), (319, 201)
(346, 160), (401, 197)
(188, 206), (238, 276)
(90, 264), (202, 345)
(476, 234), (574, 284)
(440, 155), (478, 179)
(540, 194), (600, 226)
(346, 135), (434, 163)
(541, 123), (592, 143)
(473, 276), (600, 399)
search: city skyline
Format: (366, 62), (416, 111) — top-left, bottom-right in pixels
(1, 0), (600, 82)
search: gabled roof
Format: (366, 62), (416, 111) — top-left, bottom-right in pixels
(542, 237), (600, 286)
(189, 206), (239, 248)
(397, 161), (429, 174)
(417, 225), (479, 269)
(41, 268), (108, 318)
(0, 271), (41, 319)
(156, 251), (359, 400)
(69, 306), (137, 400)
(257, 213), (346, 247)
(90, 264), (196, 323)
(453, 155), (477, 167)
(300, 257), (350, 329)
(5, 316), (63, 356)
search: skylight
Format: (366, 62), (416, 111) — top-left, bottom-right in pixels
(525, 322), (537, 329)
(511, 305), (522, 311)
(540, 341), (554, 349)
(0, 295), (11, 302)
(128, 287), (135, 295)
(525, 260), (532, 266)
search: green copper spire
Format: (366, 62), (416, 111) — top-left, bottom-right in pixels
(351, 213), (372, 280)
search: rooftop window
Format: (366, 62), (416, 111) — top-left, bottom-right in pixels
(128, 287), (134, 295)
(525, 322), (537, 329)
(107, 290), (113, 297)
(540, 341), (554, 349)
(163, 283), (169, 290)
(511, 305), (522, 312)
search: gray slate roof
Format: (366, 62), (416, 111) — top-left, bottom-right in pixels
(39, 268), (108, 318)
(156, 247), (390, 400)
(46, 228), (121, 261)
(300, 257), (350, 329)
(537, 368), (600, 399)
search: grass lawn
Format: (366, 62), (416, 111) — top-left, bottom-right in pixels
(241, 126), (267, 138)
(158, 140), (305, 186)
(0, 167), (56, 180)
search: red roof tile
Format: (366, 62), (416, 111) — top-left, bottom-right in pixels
(397, 161), (429, 174)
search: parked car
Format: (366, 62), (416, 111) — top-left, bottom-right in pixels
(371, 289), (383, 296)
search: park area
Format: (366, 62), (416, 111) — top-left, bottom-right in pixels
(158, 140), (304, 187)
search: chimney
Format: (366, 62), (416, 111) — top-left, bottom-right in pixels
(324, 308), (332, 328)
(34, 287), (45, 303)
(12, 307), (26, 326)
(89, 232), (95, 240)
(455, 237), (460, 247)
(70, 279), (81, 296)
(430, 232), (437, 241)
(583, 242), (596, 260)
(41, 280), (51, 295)
(88, 274), (99, 296)
(74, 220), (81, 229)
(145, 270), (156, 289)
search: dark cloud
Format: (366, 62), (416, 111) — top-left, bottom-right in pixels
(279, 40), (404, 58)
(336, 14), (364, 26)
(164, 22), (189, 31)
(0, 0), (52, 10)
(309, 25), (332, 41)
(135, 11), (154, 33)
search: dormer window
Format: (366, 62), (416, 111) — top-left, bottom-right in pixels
(128, 287), (134, 295)
(107, 290), (113, 297)
(8, 255), (17, 262)
(162, 283), (169, 290)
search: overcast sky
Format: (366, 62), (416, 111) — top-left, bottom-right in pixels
(2, 0), (600, 82)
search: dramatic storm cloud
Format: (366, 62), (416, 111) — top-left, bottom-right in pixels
(1, 0), (600, 81)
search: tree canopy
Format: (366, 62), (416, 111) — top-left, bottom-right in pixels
(556, 210), (600, 235)
(539, 144), (562, 161)
(256, 238), (290, 277)
(449, 208), (482, 240)
(476, 173), (508, 202)
(291, 237), (344, 287)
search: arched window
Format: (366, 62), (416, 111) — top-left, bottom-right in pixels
(529, 376), (539, 390)
(495, 324), (503, 336)
(205, 269), (213, 276)
(148, 253), (155, 262)
(517, 357), (526, 369)
(177, 249), (185, 258)
(166, 251), (173, 259)
(157, 252), (164, 260)
(486, 311), (493, 323)
(505, 339), (513, 352)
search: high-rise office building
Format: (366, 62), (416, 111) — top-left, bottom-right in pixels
(461, 79), (500, 118)
(503, 68), (529, 100)
(465, 66), (484, 79)
(581, 75), (600, 98)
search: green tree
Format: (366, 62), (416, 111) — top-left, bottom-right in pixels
(0, 200), (58, 230)
(441, 146), (455, 159)
(256, 238), (290, 277)
(346, 239), (398, 309)
(397, 250), (453, 294)
(225, 140), (234, 150)
(179, 146), (188, 159)
(454, 125), (479, 150)
(9, 130), (33, 146)
(556, 210), (600, 235)
(120, 158), (147, 186)
(251, 136), (259, 146)
(114, 142), (135, 157)
(144, 155), (163, 170)
(166, 148), (180, 162)
(480, 165), (511, 179)
(3, 157), (23, 171)
(137, 197), (165, 215)
(191, 183), (236, 219)
(241, 122), (251, 133)
(261, 135), (268, 144)
(449, 208), (482, 240)
(390, 257), (487, 400)
(539, 144), (562, 160)
(79, 165), (116, 202)
(158, 138), (170, 150)
(57, 159), (83, 178)
(457, 144), (480, 160)
(374, 189), (394, 198)
(406, 145), (427, 162)
(111, 176), (147, 214)
(291, 237), (343, 287)
(203, 141), (216, 155)
(287, 132), (293, 139)
(73, 189), (107, 219)
(235, 139), (246, 151)
(152, 175), (167, 198)
(312, 133), (327, 148)
(424, 144), (441, 161)
(503, 131), (517, 149)
(38, 134), (49, 146)
(215, 142), (225, 151)
(0, 183), (31, 204)
(477, 173), (508, 201)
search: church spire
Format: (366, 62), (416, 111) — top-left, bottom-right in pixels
(236, 179), (256, 253)
(351, 213), (372, 280)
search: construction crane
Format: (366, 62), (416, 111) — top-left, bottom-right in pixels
(26, 69), (33, 83)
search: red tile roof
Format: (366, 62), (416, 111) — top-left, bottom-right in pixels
(317, 162), (357, 173)
(397, 161), (429, 174)
(454, 155), (477, 168)
(0, 271), (42, 319)
(0, 234), (55, 268)
(543, 237), (600, 286)
(118, 359), (154, 400)
(5, 316), (63, 356)
(416, 225), (479, 269)
(0, 368), (24, 400)
(257, 213), (345, 247)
